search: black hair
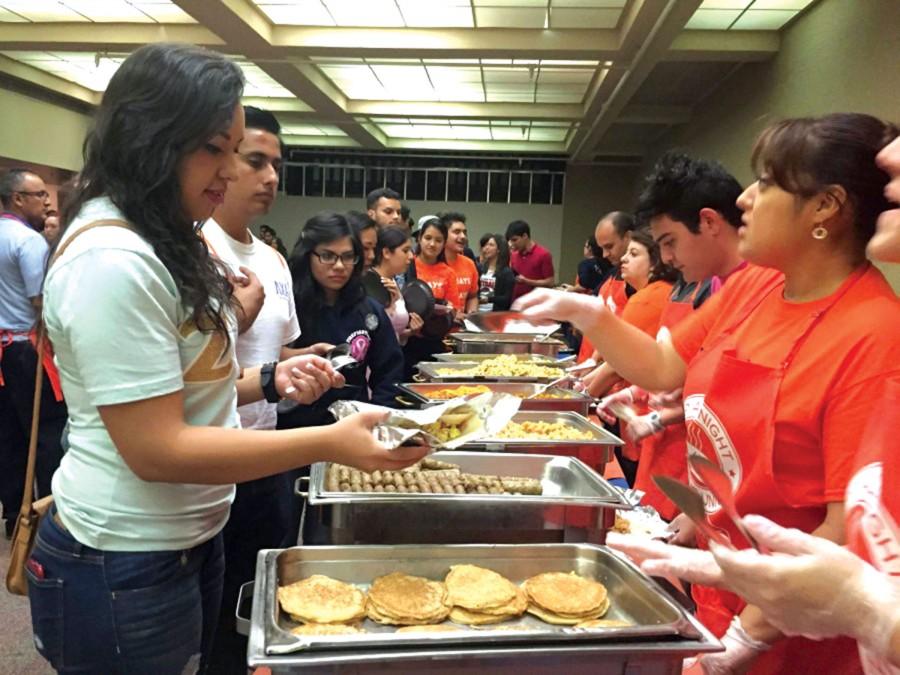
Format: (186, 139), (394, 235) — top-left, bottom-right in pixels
(0, 168), (34, 208)
(751, 113), (899, 253)
(505, 219), (530, 240)
(486, 233), (511, 271)
(259, 224), (276, 236)
(627, 227), (680, 284)
(289, 211), (365, 325)
(346, 210), (377, 235)
(61, 42), (244, 340)
(417, 219), (448, 264)
(585, 237), (603, 259)
(243, 105), (281, 137)
(479, 233), (492, 249)
(366, 187), (401, 210)
(400, 205), (410, 220)
(602, 210), (636, 239)
(439, 211), (466, 229)
(373, 225), (410, 266)
(636, 152), (743, 233)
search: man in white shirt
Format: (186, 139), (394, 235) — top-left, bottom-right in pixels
(203, 107), (329, 673)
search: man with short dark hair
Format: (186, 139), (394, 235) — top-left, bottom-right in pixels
(0, 168), (65, 537)
(366, 187), (402, 228)
(440, 211), (479, 315)
(505, 220), (554, 301)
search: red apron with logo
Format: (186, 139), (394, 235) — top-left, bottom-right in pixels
(577, 276), (627, 363)
(631, 297), (695, 520)
(845, 378), (900, 675)
(684, 268), (866, 675)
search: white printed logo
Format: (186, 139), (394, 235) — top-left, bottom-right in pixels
(684, 394), (742, 515)
(846, 462), (900, 578)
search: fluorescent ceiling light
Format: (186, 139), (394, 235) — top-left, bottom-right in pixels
(698, 0), (751, 8)
(685, 8), (741, 29)
(396, 0), (473, 28)
(322, 0), (403, 27)
(730, 9), (796, 29)
(255, 1), (335, 25)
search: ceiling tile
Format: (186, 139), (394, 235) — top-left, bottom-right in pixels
(549, 7), (621, 28)
(483, 67), (534, 83)
(528, 127), (568, 141)
(397, 0), (473, 27)
(552, 0), (627, 6)
(378, 124), (421, 138)
(472, 0), (546, 6)
(491, 127), (528, 141)
(485, 91), (534, 102)
(751, 0), (814, 9)
(474, 7), (546, 28)
(731, 8), (795, 29)
(256, 1), (335, 25)
(0, 2), (87, 21)
(132, 2), (196, 23)
(61, 1), (151, 22)
(322, 0), (403, 27)
(451, 125), (493, 140)
(698, 0), (751, 8)
(685, 8), (741, 29)
(0, 8), (28, 21)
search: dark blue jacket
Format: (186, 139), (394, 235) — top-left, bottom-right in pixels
(277, 297), (403, 429)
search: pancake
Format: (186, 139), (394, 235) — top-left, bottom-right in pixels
(526, 595), (610, 625)
(523, 572), (608, 617)
(449, 605), (514, 625)
(366, 572), (450, 625)
(290, 622), (364, 636)
(445, 565), (519, 611)
(470, 585), (527, 616)
(277, 575), (366, 624)
(396, 624), (461, 634)
(576, 618), (633, 629)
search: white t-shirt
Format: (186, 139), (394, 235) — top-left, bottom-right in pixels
(201, 219), (300, 430)
(44, 197), (238, 551)
(478, 268), (496, 312)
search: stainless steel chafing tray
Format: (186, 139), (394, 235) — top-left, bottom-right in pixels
(299, 452), (627, 546)
(241, 543), (721, 672)
(415, 360), (566, 383)
(397, 382), (594, 415)
(474, 410), (622, 449)
(431, 352), (575, 365)
(449, 332), (567, 357)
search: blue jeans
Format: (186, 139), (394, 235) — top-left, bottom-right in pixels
(27, 508), (224, 674)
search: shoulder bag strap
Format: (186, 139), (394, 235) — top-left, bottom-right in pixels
(20, 218), (133, 514)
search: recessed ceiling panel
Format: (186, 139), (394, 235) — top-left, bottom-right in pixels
(474, 7), (546, 28)
(0, 1), (197, 23)
(731, 9), (796, 29)
(396, 0), (473, 27)
(549, 8), (621, 29)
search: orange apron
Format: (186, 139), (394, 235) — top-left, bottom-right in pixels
(685, 267), (867, 674)
(0, 329), (63, 402)
(845, 378), (900, 675)
(577, 276), (627, 363)
(631, 294), (696, 520)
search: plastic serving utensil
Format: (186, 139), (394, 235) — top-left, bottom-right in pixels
(652, 475), (736, 550)
(688, 455), (765, 552)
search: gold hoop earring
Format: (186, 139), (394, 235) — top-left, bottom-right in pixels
(812, 227), (828, 240)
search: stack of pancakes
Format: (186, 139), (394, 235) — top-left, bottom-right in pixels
(277, 574), (367, 635)
(523, 572), (610, 624)
(366, 572), (452, 625)
(445, 564), (528, 625)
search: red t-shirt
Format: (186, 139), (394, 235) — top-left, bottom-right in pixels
(445, 253), (479, 311)
(510, 242), (554, 300)
(414, 258), (460, 310)
(672, 264), (900, 510)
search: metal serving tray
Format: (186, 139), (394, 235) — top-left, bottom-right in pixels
(476, 410), (621, 448)
(431, 353), (575, 365)
(243, 543), (721, 671)
(398, 382), (593, 416)
(299, 452), (627, 546)
(416, 361), (566, 383)
(306, 452), (629, 508)
(449, 332), (567, 357)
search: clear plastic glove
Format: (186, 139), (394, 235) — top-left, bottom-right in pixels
(625, 411), (665, 442)
(695, 615), (769, 675)
(649, 387), (683, 411)
(606, 532), (724, 587)
(667, 512), (698, 547)
(595, 387), (634, 425)
(325, 410), (431, 472)
(276, 355), (345, 404)
(711, 514), (900, 659)
(512, 288), (606, 332)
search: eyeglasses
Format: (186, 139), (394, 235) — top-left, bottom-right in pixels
(312, 250), (359, 266)
(15, 190), (50, 200)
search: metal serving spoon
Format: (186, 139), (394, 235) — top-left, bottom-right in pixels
(652, 475), (736, 550)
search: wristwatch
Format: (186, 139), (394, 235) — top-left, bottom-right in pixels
(260, 361), (280, 403)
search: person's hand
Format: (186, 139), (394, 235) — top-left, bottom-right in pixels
(408, 312), (424, 333)
(649, 387), (683, 411)
(231, 266), (265, 334)
(666, 512), (697, 547)
(606, 532), (724, 587)
(695, 615), (770, 674)
(275, 355), (345, 404)
(299, 342), (334, 357)
(710, 515), (900, 657)
(326, 410), (431, 472)
(625, 411), (665, 442)
(381, 277), (401, 304)
(515, 274), (526, 284)
(512, 288), (605, 332)
(595, 387), (635, 424)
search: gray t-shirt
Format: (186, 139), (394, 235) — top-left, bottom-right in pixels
(44, 197), (238, 551)
(0, 213), (48, 336)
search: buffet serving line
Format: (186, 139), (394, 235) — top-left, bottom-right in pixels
(238, 314), (722, 672)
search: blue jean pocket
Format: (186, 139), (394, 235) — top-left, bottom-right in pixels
(26, 566), (64, 669)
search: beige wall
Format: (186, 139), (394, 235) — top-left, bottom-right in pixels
(559, 164), (642, 278)
(0, 88), (90, 172)
(647, 0), (900, 288)
(262, 195), (564, 267)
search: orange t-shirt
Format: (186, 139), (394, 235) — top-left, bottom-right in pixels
(414, 258), (460, 310)
(672, 263), (900, 509)
(445, 253), (479, 311)
(620, 280), (672, 336)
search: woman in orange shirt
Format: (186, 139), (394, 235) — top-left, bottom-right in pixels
(515, 113), (899, 675)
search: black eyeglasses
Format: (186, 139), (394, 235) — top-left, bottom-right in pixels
(16, 190), (49, 199)
(312, 250), (359, 266)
